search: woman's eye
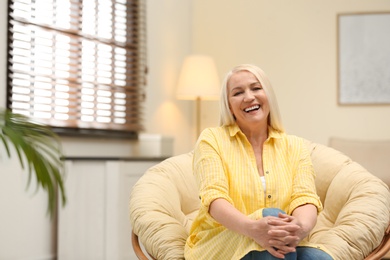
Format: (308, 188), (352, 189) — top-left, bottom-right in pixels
(233, 91), (242, 96)
(252, 83), (262, 90)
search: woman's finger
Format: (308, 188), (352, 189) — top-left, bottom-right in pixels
(266, 246), (286, 259)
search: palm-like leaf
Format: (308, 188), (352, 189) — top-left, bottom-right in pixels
(0, 109), (66, 217)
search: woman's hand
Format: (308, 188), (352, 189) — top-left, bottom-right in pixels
(267, 213), (305, 249)
(267, 204), (318, 252)
(209, 199), (317, 258)
(246, 216), (299, 258)
(209, 199), (294, 258)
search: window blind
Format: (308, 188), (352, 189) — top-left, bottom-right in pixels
(7, 0), (147, 138)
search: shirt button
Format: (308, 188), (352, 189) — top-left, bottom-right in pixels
(268, 195), (272, 199)
(266, 171), (269, 174)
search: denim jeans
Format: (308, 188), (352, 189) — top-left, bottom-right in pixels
(241, 208), (333, 260)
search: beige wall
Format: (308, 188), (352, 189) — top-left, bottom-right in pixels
(192, 0), (390, 145)
(143, 0), (195, 154)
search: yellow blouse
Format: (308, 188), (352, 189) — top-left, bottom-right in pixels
(184, 124), (324, 260)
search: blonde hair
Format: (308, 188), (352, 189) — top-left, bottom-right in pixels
(219, 64), (284, 132)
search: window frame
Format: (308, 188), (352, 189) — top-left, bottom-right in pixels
(6, 0), (147, 139)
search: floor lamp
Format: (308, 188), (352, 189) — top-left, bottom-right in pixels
(176, 55), (220, 137)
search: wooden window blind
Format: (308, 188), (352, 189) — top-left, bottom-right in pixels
(6, 0), (147, 138)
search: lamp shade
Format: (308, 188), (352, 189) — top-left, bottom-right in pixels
(176, 55), (220, 100)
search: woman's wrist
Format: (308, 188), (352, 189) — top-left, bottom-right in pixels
(241, 218), (258, 238)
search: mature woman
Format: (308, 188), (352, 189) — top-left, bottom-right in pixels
(184, 64), (334, 260)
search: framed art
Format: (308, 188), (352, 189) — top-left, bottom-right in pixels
(337, 12), (390, 105)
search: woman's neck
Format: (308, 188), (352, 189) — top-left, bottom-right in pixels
(240, 124), (268, 146)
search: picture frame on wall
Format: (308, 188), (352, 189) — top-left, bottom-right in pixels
(337, 12), (390, 105)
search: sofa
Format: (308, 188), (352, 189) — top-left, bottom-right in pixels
(129, 140), (390, 260)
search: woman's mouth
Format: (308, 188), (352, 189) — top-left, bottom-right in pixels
(244, 105), (260, 113)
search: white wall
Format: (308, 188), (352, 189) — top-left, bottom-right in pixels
(193, 0), (390, 145)
(0, 147), (55, 259)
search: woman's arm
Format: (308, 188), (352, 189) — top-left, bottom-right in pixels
(291, 203), (318, 241)
(209, 198), (253, 236)
(210, 198), (298, 258)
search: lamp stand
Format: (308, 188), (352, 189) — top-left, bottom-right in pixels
(196, 96), (201, 138)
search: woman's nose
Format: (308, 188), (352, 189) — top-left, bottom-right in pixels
(243, 90), (255, 102)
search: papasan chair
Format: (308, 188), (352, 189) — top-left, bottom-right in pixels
(129, 140), (390, 260)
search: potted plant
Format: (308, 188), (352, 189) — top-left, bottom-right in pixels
(0, 108), (66, 217)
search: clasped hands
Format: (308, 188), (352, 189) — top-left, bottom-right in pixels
(249, 212), (307, 259)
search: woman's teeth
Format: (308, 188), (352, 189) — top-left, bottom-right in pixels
(244, 105), (260, 112)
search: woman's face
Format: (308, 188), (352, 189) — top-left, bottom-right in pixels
(227, 70), (270, 130)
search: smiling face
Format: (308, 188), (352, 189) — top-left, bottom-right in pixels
(227, 70), (270, 131)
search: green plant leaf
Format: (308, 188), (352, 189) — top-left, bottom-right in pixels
(0, 109), (67, 217)
(2, 126), (26, 170)
(0, 133), (11, 158)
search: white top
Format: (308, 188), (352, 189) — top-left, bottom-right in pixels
(260, 176), (266, 191)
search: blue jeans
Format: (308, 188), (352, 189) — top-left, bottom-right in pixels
(241, 208), (333, 260)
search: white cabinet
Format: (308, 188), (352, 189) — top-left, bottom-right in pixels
(58, 158), (164, 260)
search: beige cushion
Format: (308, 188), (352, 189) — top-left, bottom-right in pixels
(129, 152), (199, 260)
(306, 141), (390, 259)
(329, 137), (390, 187)
(129, 141), (390, 260)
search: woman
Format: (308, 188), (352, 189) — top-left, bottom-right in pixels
(184, 64), (333, 260)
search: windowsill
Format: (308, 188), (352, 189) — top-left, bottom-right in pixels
(60, 133), (174, 158)
(62, 156), (168, 161)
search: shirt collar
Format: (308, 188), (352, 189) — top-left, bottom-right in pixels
(226, 123), (284, 140)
